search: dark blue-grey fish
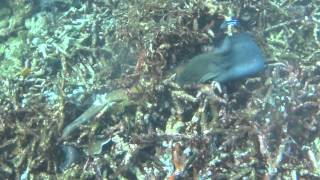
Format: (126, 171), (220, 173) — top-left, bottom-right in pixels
(176, 32), (266, 85)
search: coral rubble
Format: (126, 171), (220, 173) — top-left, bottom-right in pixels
(0, 0), (319, 179)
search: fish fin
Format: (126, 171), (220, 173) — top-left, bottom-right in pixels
(199, 72), (219, 83)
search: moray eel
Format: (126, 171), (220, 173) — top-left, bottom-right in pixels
(176, 32), (266, 85)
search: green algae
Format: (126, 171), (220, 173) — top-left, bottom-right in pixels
(0, 36), (24, 79)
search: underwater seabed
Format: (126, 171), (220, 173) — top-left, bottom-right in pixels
(0, 0), (320, 179)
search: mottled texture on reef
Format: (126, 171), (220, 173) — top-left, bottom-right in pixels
(0, 0), (320, 179)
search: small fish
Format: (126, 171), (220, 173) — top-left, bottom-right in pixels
(176, 32), (266, 86)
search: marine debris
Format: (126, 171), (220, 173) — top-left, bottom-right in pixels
(0, 0), (320, 179)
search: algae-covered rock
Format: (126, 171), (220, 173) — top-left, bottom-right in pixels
(0, 36), (26, 78)
(0, 5), (11, 28)
(0, 43), (5, 58)
(4, 36), (25, 61)
(106, 89), (134, 114)
(0, 0), (32, 41)
(38, 0), (73, 11)
(0, 4), (11, 38)
(25, 12), (49, 36)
